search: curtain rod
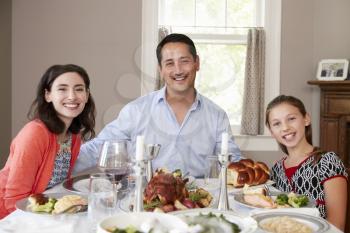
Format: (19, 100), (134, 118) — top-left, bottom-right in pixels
(160, 25), (264, 29)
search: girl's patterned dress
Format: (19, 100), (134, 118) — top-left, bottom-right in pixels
(271, 151), (348, 218)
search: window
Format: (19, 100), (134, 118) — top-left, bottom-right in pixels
(158, 0), (263, 133)
(141, 0), (281, 150)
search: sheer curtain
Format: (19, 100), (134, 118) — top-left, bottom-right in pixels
(155, 26), (169, 90)
(240, 28), (266, 135)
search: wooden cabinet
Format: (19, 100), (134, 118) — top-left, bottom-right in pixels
(308, 80), (350, 233)
(308, 80), (350, 168)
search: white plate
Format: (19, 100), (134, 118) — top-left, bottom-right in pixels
(15, 193), (87, 216)
(62, 174), (130, 195)
(172, 208), (257, 233)
(233, 193), (316, 209)
(228, 180), (275, 193)
(252, 211), (330, 233)
(97, 212), (188, 233)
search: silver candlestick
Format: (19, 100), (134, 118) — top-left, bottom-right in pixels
(133, 160), (147, 212)
(217, 153), (232, 211)
(145, 144), (161, 182)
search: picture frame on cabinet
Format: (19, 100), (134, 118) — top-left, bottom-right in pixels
(317, 59), (349, 81)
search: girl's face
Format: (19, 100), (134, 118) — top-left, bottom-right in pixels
(45, 72), (89, 128)
(268, 103), (310, 150)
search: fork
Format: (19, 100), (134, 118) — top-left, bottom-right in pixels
(58, 204), (88, 214)
(264, 184), (271, 196)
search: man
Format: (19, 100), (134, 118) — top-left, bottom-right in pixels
(74, 33), (241, 177)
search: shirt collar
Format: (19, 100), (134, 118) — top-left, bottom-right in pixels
(156, 86), (202, 110)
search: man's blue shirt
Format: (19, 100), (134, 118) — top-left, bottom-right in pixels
(74, 87), (241, 177)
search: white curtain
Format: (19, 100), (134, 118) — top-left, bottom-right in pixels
(240, 28), (265, 135)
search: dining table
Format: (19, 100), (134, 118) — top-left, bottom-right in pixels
(0, 175), (343, 233)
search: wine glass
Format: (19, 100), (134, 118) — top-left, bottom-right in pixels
(98, 140), (131, 194)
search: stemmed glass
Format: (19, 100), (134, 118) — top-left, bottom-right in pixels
(98, 140), (131, 195)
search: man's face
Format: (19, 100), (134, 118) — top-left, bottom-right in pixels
(159, 42), (199, 96)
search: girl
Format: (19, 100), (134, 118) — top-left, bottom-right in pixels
(0, 64), (96, 218)
(266, 95), (348, 231)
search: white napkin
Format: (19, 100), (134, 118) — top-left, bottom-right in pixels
(0, 210), (93, 233)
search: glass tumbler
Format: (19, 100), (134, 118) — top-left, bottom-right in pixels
(88, 173), (117, 226)
(204, 155), (220, 191)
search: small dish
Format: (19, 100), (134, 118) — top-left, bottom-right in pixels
(252, 211), (329, 233)
(97, 212), (188, 233)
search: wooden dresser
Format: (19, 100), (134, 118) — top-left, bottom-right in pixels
(308, 80), (350, 233)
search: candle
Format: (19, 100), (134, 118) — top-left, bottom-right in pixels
(221, 132), (228, 155)
(136, 135), (144, 161)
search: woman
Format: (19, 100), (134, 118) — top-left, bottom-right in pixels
(0, 64), (96, 218)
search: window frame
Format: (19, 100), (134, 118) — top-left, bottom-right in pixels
(141, 0), (281, 151)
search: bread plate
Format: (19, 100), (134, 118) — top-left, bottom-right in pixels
(172, 208), (257, 233)
(233, 192), (316, 209)
(62, 174), (130, 195)
(15, 192), (87, 216)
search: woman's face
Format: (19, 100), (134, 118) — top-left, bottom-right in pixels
(268, 103), (310, 150)
(45, 72), (89, 128)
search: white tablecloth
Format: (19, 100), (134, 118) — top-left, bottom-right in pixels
(0, 181), (343, 233)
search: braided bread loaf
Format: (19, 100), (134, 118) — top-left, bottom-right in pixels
(227, 158), (270, 188)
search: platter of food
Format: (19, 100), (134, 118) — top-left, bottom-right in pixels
(120, 168), (214, 213)
(172, 208), (257, 233)
(252, 211), (330, 233)
(16, 193), (87, 215)
(97, 212), (188, 233)
(233, 190), (315, 209)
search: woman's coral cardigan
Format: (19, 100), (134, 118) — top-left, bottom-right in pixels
(0, 120), (81, 218)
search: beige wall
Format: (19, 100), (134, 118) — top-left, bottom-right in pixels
(243, 0), (350, 164)
(12, 0), (142, 136)
(0, 0), (12, 167)
(2, 0), (350, 168)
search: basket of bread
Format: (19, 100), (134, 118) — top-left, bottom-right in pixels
(227, 158), (270, 188)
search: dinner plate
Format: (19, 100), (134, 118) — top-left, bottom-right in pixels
(172, 208), (257, 233)
(228, 180), (275, 193)
(251, 211), (330, 233)
(97, 212), (188, 233)
(233, 193), (316, 209)
(15, 192), (87, 216)
(62, 174), (130, 195)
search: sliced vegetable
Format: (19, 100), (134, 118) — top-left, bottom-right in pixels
(275, 193), (288, 205)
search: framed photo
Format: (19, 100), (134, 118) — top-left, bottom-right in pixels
(317, 59), (349, 81)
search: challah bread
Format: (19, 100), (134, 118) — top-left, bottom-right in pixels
(227, 159), (270, 188)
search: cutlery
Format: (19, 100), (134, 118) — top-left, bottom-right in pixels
(57, 204), (88, 214)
